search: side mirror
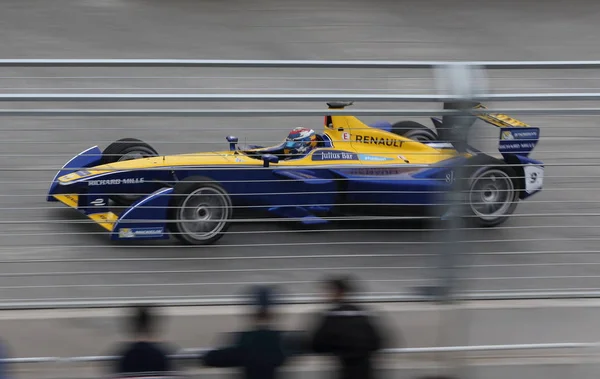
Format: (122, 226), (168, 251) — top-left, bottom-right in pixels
(226, 136), (239, 151)
(262, 154), (279, 167)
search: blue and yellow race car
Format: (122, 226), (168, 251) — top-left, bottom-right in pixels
(47, 102), (544, 245)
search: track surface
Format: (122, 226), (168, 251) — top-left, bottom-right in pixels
(2, 0), (600, 304)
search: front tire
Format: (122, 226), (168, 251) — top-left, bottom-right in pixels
(168, 176), (232, 245)
(101, 138), (159, 165)
(101, 138), (159, 205)
(464, 157), (520, 227)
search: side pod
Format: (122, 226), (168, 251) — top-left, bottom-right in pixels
(47, 146), (102, 201)
(110, 187), (173, 241)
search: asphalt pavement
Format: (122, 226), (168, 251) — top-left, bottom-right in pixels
(1, 0), (600, 306)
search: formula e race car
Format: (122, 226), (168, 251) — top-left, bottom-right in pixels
(47, 102), (544, 245)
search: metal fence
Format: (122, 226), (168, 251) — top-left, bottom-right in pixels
(2, 59), (600, 307)
(7, 343), (600, 379)
(6, 342), (600, 364)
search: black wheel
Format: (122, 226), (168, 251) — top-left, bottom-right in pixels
(101, 138), (159, 165)
(168, 176), (233, 245)
(463, 156), (520, 227)
(101, 138), (159, 205)
(391, 121), (438, 142)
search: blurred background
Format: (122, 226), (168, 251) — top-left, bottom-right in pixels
(2, 0), (600, 378)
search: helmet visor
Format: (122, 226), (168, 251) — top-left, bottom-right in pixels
(284, 140), (301, 151)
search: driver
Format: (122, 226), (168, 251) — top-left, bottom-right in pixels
(283, 127), (318, 158)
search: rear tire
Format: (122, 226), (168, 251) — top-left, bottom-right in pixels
(168, 176), (232, 245)
(391, 121), (438, 142)
(101, 138), (159, 205)
(463, 156), (520, 227)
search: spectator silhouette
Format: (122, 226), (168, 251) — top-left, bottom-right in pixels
(109, 305), (174, 376)
(200, 285), (289, 379)
(309, 275), (384, 379)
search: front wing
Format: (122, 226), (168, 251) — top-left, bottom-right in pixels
(48, 146), (172, 241)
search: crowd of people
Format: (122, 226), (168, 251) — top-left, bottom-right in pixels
(0, 275), (457, 379)
(111, 275), (387, 379)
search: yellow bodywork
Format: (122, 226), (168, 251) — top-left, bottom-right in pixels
(320, 114), (459, 164)
(53, 194), (119, 231)
(88, 212), (119, 231)
(57, 113), (463, 186)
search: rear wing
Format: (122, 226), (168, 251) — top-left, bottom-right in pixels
(473, 103), (529, 128)
(433, 102), (540, 157)
(474, 103), (540, 157)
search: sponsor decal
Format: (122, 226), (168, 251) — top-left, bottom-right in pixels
(498, 142), (537, 151)
(358, 154), (394, 162)
(355, 135), (403, 147)
(88, 178), (145, 186)
(96, 214), (108, 221)
(118, 228), (134, 238)
(498, 127), (539, 153)
(118, 227), (164, 238)
(61, 173), (79, 181)
(347, 167), (421, 176)
(61, 170), (92, 181)
(90, 198), (106, 206)
(342, 132), (351, 141)
(501, 130), (538, 140)
(65, 194), (78, 204)
(312, 150), (358, 161)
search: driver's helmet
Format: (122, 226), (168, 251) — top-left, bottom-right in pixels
(284, 127), (318, 156)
